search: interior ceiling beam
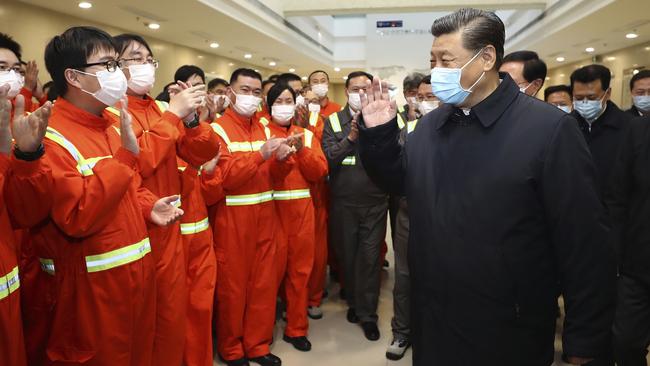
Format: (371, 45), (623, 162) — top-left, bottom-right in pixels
(281, 0), (547, 16)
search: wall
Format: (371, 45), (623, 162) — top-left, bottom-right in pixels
(545, 41), (650, 109)
(0, 0), (274, 96)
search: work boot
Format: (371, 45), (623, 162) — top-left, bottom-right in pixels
(346, 308), (359, 323)
(226, 357), (250, 366)
(249, 353), (281, 366)
(283, 335), (312, 352)
(361, 321), (380, 341)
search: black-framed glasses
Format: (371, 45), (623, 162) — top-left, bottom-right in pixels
(0, 65), (22, 73)
(74, 59), (123, 72)
(121, 58), (159, 68)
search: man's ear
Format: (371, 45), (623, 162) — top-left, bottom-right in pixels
(481, 45), (497, 71)
(64, 68), (82, 90)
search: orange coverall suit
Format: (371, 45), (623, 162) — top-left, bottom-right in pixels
(268, 122), (327, 337)
(104, 95), (219, 366)
(210, 107), (291, 361)
(177, 159), (221, 366)
(30, 97), (158, 366)
(1, 153), (52, 366)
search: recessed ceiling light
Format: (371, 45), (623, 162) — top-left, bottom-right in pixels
(645, 46), (650, 51)
(342, 76), (348, 80)
(334, 67), (341, 72)
(626, 33), (639, 39)
(606, 56), (616, 61)
(78, 2), (92, 9)
(228, 62), (234, 66)
(556, 56), (565, 62)
(633, 69), (640, 75)
(545, 77), (550, 81)
(148, 23), (160, 30)
(197, 55), (204, 59)
(254, 69), (259, 73)
(210, 42), (219, 48)
(301, 76), (308, 81)
(269, 61), (276, 66)
(585, 47), (595, 53)
(559, 73), (565, 77)
(244, 53), (252, 59)
(289, 68), (296, 72)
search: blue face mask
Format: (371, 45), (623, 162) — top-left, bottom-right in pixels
(558, 105), (571, 113)
(430, 49), (485, 106)
(633, 95), (650, 112)
(573, 93), (606, 122)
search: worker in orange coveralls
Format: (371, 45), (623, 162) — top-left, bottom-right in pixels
(32, 26), (184, 366)
(102, 33), (219, 366)
(266, 82), (328, 352)
(210, 68), (296, 366)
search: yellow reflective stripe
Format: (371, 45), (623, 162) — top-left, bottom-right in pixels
(304, 129), (314, 148)
(85, 238), (152, 273)
(259, 117), (270, 126)
(178, 166), (187, 172)
(257, 104), (263, 112)
(45, 127), (94, 176)
(329, 113), (342, 133)
(264, 126), (271, 140)
(39, 258), (55, 276)
(112, 126), (121, 135)
(105, 106), (120, 116)
(398, 104), (405, 113)
(397, 114), (405, 129)
(407, 119), (419, 134)
(225, 191), (274, 206)
(180, 217), (210, 235)
(342, 156), (356, 165)
(210, 123), (231, 146)
(0, 266), (20, 300)
(273, 189), (311, 201)
(155, 100), (169, 113)
(309, 111), (319, 127)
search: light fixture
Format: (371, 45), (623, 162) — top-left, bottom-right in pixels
(301, 76), (307, 81)
(244, 53), (252, 59)
(606, 56), (616, 61)
(254, 69), (259, 73)
(633, 69), (640, 75)
(289, 68), (296, 72)
(269, 61), (276, 67)
(148, 23), (160, 30)
(545, 77), (550, 81)
(559, 73), (565, 77)
(342, 76), (348, 80)
(210, 42), (219, 48)
(334, 67), (341, 72)
(645, 46), (650, 51)
(197, 55), (204, 59)
(556, 56), (565, 62)
(78, 2), (92, 9)
(626, 33), (639, 39)
(228, 62), (234, 66)
(585, 47), (595, 53)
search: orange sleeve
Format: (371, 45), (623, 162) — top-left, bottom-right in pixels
(18, 87), (34, 112)
(296, 138), (328, 183)
(216, 134), (266, 190)
(44, 140), (140, 238)
(268, 155), (295, 183)
(176, 120), (220, 167)
(133, 168), (158, 223)
(3, 154), (53, 228)
(200, 167), (224, 206)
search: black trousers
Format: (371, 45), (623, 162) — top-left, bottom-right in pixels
(614, 273), (650, 366)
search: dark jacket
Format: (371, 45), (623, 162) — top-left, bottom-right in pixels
(321, 106), (387, 206)
(358, 74), (616, 366)
(572, 101), (631, 195)
(606, 116), (650, 277)
(625, 105), (645, 118)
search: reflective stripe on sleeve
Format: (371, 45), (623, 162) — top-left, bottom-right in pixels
(341, 156), (356, 165)
(180, 218), (210, 235)
(0, 266), (20, 300)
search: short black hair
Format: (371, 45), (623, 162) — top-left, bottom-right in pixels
(403, 72), (425, 91)
(570, 64), (611, 91)
(174, 65), (205, 84)
(267, 82), (296, 108)
(630, 70), (650, 90)
(268, 74), (280, 83)
(43, 81), (58, 102)
(309, 70), (330, 83)
(419, 75), (432, 86)
(345, 71), (373, 88)
(503, 50), (547, 83)
(277, 73), (302, 84)
(155, 81), (176, 102)
(262, 79), (274, 90)
(208, 78), (228, 90)
(229, 68), (262, 85)
(543, 84), (572, 101)
(431, 8), (505, 69)
(0, 33), (22, 60)
(113, 33), (154, 58)
(44, 26), (117, 96)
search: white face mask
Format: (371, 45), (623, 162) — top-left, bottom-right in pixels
(308, 103), (321, 113)
(127, 64), (156, 95)
(232, 93), (261, 117)
(348, 92), (361, 111)
(0, 70), (25, 98)
(296, 94), (305, 106)
(213, 94), (230, 108)
(557, 105), (572, 114)
(312, 83), (329, 97)
(271, 104), (295, 125)
(418, 100), (439, 115)
(76, 68), (128, 107)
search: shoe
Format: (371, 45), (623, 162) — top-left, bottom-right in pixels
(308, 306), (323, 320)
(249, 353), (281, 366)
(322, 289), (329, 299)
(361, 321), (380, 341)
(339, 288), (346, 300)
(386, 338), (411, 360)
(226, 357), (250, 366)
(283, 334), (312, 352)
(346, 308), (359, 323)
(383, 259), (390, 268)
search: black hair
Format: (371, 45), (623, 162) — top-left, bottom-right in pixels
(44, 26), (117, 96)
(0, 33), (22, 60)
(403, 72), (425, 91)
(229, 68), (262, 85)
(345, 71), (373, 88)
(543, 84), (572, 102)
(268, 74), (280, 83)
(174, 65), (205, 84)
(570, 64), (611, 91)
(262, 79), (275, 90)
(277, 73), (302, 84)
(43, 81), (58, 102)
(155, 81), (176, 102)
(419, 75), (432, 85)
(208, 78), (228, 90)
(630, 69), (650, 90)
(113, 33), (154, 58)
(267, 82), (296, 108)
(308, 70), (330, 83)
(503, 50), (547, 83)
(431, 8), (505, 69)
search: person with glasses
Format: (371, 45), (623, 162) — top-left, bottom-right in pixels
(0, 33), (39, 112)
(102, 33), (220, 366)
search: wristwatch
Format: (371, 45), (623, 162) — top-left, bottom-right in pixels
(184, 113), (200, 128)
(14, 144), (45, 161)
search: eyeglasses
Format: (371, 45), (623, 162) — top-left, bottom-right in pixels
(121, 58), (159, 68)
(0, 65), (22, 73)
(74, 59), (124, 73)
